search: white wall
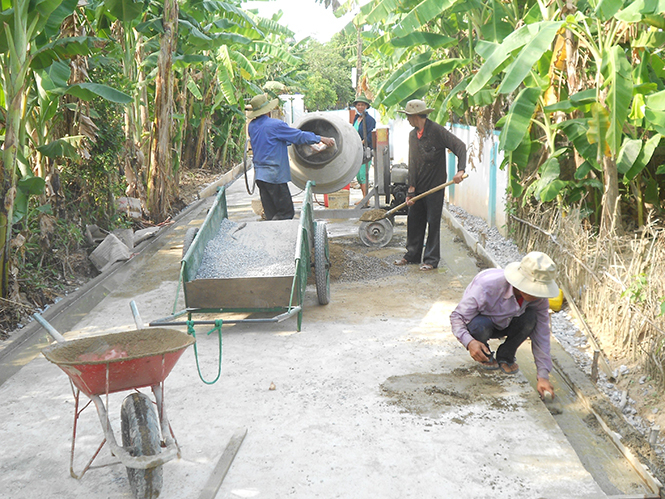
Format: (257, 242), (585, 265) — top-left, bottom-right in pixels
(280, 94), (305, 125)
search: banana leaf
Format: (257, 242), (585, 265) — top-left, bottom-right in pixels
(65, 83), (132, 104)
(601, 46), (633, 156)
(467, 22), (559, 95)
(586, 103), (611, 161)
(391, 32), (456, 49)
(625, 133), (661, 181)
(393, 0), (457, 38)
(381, 59), (465, 107)
(497, 21), (562, 95)
(616, 138), (642, 175)
(498, 86), (540, 153)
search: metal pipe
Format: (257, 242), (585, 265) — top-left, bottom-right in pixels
(149, 307), (302, 327)
(130, 300), (144, 330)
(32, 313), (66, 343)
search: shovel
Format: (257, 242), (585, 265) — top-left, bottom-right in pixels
(359, 173), (468, 222)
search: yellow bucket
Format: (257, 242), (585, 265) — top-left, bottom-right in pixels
(549, 289), (564, 312)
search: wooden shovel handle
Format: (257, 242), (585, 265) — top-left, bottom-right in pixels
(383, 173), (468, 218)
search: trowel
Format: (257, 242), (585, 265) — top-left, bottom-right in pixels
(542, 390), (564, 415)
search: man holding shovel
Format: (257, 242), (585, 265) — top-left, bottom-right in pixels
(450, 251), (559, 398)
(393, 99), (467, 271)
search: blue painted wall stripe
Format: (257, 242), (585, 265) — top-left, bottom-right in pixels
(488, 141), (498, 227)
(448, 152), (456, 199)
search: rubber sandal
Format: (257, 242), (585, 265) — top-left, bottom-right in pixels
(498, 360), (519, 375)
(480, 359), (499, 370)
(394, 258), (410, 266)
(419, 263), (435, 271)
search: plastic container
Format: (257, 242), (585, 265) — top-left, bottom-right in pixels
(549, 289), (564, 312)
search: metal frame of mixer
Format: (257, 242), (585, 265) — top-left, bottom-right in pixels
(311, 127), (398, 247)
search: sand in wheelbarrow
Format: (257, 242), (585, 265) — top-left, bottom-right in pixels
(43, 328), (190, 364)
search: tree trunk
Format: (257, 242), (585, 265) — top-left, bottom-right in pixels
(148, 0), (178, 222)
(0, 3), (29, 298)
(600, 155), (621, 236)
(598, 86), (622, 237)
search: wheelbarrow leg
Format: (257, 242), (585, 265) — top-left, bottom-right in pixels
(69, 388), (106, 480)
(151, 383), (181, 458)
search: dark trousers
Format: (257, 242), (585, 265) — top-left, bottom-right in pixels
(467, 308), (537, 363)
(403, 190), (444, 267)
(256, 180), (295, 220)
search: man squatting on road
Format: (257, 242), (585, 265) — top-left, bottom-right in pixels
(247, 93), (335, 220)
(450, 252), (560, 398)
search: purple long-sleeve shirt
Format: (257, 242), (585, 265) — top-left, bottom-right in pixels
(450, 268), (552, 380)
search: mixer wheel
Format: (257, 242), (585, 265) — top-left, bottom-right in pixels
(359, 219), (393, 247)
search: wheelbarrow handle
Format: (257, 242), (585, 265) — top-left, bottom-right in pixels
(33, 313), (66, 343)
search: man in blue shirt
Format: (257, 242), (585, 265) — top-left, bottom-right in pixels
(247, 94), (335, 220)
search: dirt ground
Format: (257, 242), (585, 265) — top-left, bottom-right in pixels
(0, 176), (617, 499)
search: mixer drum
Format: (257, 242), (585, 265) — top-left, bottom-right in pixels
(289, 112), (363, 194)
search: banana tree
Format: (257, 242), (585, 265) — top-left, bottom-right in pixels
(0, 0), (78, 297)
(348, 0), (523, 123)
(98, 0), (149, 207)
(147, 0), (177, 221)
(466, 0), (665, 233)
(175, 0), (301, 170)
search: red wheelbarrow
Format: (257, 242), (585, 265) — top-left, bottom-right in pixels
(34, 306), (194, 499)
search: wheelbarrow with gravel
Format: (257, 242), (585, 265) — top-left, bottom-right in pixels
(149, 181), (330, 382)
(33, 310), (194, 499)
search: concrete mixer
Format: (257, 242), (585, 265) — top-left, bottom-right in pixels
(287, 112), (396, 247)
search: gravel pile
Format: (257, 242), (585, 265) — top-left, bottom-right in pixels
(447, 204), (522, 267)
(329, 234), (409, 283)
(335, 248), (409, 283)
(196, 219), (297, 279)
(448, 204), (664, 456)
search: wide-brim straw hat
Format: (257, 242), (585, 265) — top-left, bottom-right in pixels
(248, 94), (279, 118)
(353, 95), (372, 107)
(397, 99), (434, 115)
(504, 251), (559, 298)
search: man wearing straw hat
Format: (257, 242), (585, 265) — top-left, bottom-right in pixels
(247, 94), (335, 220)
(450, 252), (560, 398)
(393, 99), (467, 271)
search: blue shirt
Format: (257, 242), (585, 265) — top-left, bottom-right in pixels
(450, 268), (552, 379)
(248, 115), (320, 184)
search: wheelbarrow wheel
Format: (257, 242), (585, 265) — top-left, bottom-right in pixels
(121, 393), (163, 499)
(182, 227), (199, 259)
(314, 222), (330, 305)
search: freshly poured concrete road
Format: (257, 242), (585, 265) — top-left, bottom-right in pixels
(0, 177), (607, 498)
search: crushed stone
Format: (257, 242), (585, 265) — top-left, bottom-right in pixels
(196, 219), (297, 279)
